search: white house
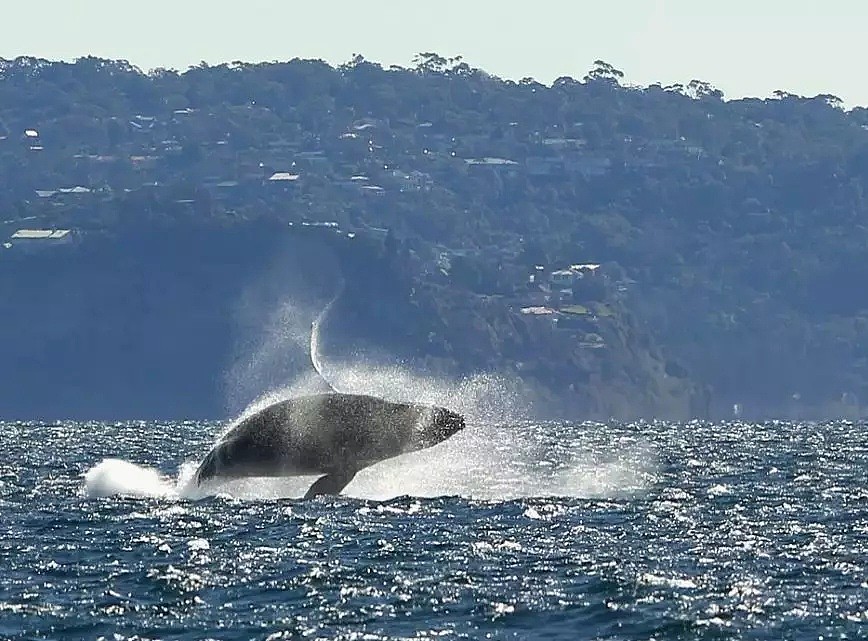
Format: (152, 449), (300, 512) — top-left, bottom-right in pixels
(10, 229), (74, 250)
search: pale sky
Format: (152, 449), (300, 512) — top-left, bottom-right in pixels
(3, 0), (868, 105)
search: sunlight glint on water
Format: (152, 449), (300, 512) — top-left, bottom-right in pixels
(5, 419), (868, 640)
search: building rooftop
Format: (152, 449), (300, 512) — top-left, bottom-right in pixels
(268, 172), (300, 181)
(11, 229), (72, 240)
(465, 157), (519, 166)
(520, 306), (555, 315)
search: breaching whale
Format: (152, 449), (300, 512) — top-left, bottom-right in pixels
(194, 392), (465, 497)
(194, 281), (466, 498)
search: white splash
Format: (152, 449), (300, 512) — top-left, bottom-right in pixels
(82, 282), (658, 502)
(82, 427), (657, 502)
(83, 458), (177, 498)
(338, 420), (658, 501)
(82, 368), (658, 501)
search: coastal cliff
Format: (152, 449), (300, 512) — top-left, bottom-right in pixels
(0, 222), (695, 420)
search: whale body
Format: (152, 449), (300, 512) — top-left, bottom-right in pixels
(194, 392), (465, 498)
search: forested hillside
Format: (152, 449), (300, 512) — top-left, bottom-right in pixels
(2, 54), (866, 418)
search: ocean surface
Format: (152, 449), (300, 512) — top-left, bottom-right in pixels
(2, 417), (867, 640)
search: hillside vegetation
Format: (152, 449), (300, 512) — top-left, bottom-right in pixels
(1, 55), (866, 418)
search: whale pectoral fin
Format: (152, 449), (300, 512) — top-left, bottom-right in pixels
(303, 469), (357, 499)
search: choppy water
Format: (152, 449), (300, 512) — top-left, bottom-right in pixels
(2, 418), (867, 640)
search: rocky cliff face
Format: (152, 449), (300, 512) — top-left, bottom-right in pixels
(0, 222), (697, 420)
(1, 223), (281, 418)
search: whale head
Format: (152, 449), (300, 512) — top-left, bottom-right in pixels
(416, 405), (465, 449)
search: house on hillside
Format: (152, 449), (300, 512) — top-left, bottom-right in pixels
(541, 137), (586, 150)
(58, 186), (92, 195)
(550, 268), (581, 288)
(465, 157), (518, 168)
(569, 263), (601, 276)
(9, 229), (75, 251)
(267, 172), (300, 183)
(547, 263), (605, 302)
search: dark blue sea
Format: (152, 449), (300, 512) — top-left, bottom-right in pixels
(2, 418), (867, 640)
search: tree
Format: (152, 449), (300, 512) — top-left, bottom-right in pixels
(686, 79), (723, 100)
(584, 60), (624, 84)
(816, 94), (844, 109)
(413, 52), (448, 74)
